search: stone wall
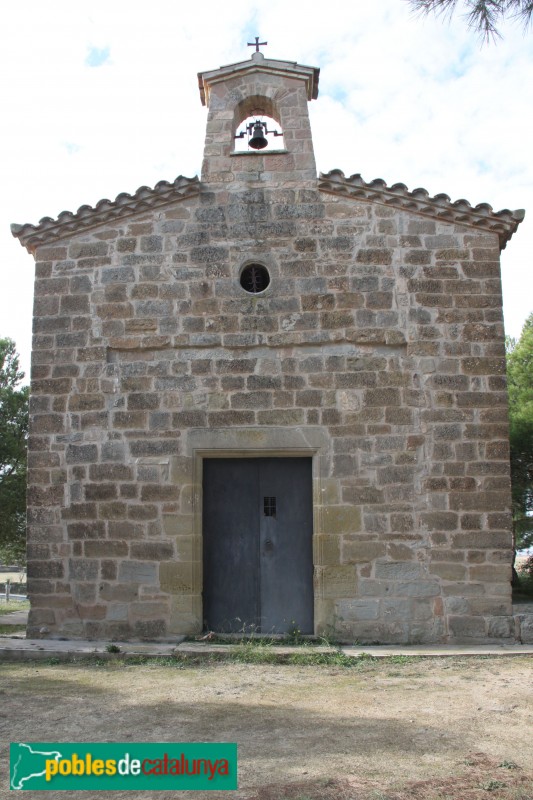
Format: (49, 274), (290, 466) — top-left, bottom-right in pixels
(26, 182), (514, 643)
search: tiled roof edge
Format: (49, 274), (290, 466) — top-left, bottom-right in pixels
(318, 169), (525, 251)
(11, 175), (201, 255)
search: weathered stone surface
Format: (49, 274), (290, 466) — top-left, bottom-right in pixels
(374, 562), (422, 580)
(342, 541), (386, 563)
(322, 506), (361, 534)
(338, 599), (380, 620)
(316, 566), (357, 598)
(21, 49), (516, 645)
(118, 561), (158, 585)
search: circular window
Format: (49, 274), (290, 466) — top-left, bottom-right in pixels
(240, 263), (270, 294)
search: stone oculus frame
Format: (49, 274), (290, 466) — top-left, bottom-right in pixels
(11, 49), (528, 644)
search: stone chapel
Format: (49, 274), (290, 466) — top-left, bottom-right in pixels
(12, 48), (527, 644)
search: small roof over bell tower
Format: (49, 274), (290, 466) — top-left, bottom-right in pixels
(198, 51), (319, 107)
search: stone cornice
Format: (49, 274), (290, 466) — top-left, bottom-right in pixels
(198, 53), (320, 107)
(318, 169), (525, 251)
(11, 175), (200, 255)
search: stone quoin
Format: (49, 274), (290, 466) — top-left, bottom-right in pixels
(11, 48), (527, 644)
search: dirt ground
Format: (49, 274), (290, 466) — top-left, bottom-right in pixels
(0, 655), (532, 799)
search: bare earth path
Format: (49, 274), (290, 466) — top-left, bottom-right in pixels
(0, 656), (531, 799)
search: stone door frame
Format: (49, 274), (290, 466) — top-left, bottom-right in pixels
(185, 426), (329, 635)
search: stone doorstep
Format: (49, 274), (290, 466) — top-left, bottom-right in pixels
(0, 637), (532, 663)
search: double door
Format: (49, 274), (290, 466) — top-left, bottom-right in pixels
(202, 458), (313, 634)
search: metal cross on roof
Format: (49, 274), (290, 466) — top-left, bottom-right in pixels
(248, 36), (267, 53)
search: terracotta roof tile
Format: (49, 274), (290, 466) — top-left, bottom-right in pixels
(318, 169), (524, 250)
(11, 169), (524, 255)
(11, 175), (200, 254)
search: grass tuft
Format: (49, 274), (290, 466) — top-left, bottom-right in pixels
(0, 624), (26, 635)
(0, 600), (29, 616)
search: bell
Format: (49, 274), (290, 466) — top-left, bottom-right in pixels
(248, 121), (268, 150)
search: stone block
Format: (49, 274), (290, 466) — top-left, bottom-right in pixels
(338, 598), (379, 620)
(99, 501), (127, 519)
(377, 466), (415, 486)
(113, 411), (147, 429)
(159, 561), (201, 593)
(364, 388), (400, 406)
(313, 534), (341, 566)
(387, 543), (415, 561)
(28, 608), (56, 626)
(68, 559), (98, 581)
(99, 582), (139, 602)
(173, 536), (200, 562)
(408, 618), (446, 644)
(322, 505), (361, 534)
(411, 599), (434, 621)
(85, 483), (118, 501)
(72, 582), (97, 604)
(448, 615), (486, 640)
(169, 595), (203, 634)
(108, 603), (129, 621)
(374, 562), (422, 580)
(382, 598), (411, 619)
(84, 540), (128, 558)
(134, 620), (167, 639)
(140, 235), (163, 252)
(421, 511), (459, 531)
(140, 484), (180, 502)
(257, 410), (305, 425)
(101, 267), (135, 284)
(66, 444), (98, 464)
(163, 514), (194, 537)
(342, 540), (386, 563)
(27, 485), (65, 507)
(515, 613), (533, 643)
(108, 521), (143, 540)
(429, 563), (467, 581)
(129, 440), (180, 457)
(118, 561), (158, 585)
(130, 601), (169, 620)
(444, 596), (469, 614)
(316, 479), (340, 505)
(101, 560), (117, 580)
(130, 542), (175, 560)
(395, 581), (440, 597)
(449, 491), (510, 512)
(452, 531), (510, 549)
(342, 486), (384, 505)
(461, 357), (505, 375)
(27, 560), (64, 579)
(315, 565), (356, 598)
(469, 564), (512, 582)
(356, 249), (392, 265)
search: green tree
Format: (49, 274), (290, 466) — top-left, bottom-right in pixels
(0, 339), (28, 564)
(407, 0), (533, 40)
(506, 314), (533, 568)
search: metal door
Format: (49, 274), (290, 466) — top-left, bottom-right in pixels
(202, 457), (313, 634)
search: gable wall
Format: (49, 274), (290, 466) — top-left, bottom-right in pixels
(26, 186), (514, 643)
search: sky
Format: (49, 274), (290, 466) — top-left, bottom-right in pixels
(1, 0), (532, 380)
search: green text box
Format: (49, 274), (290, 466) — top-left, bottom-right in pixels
(10, 742), (237, 791)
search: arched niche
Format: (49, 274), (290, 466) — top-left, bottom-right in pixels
(233, 95), (285, 152)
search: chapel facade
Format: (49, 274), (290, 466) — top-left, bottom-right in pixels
(12, 49), (527, 643)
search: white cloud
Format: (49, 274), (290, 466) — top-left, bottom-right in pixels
(1, 0), (531, 378)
